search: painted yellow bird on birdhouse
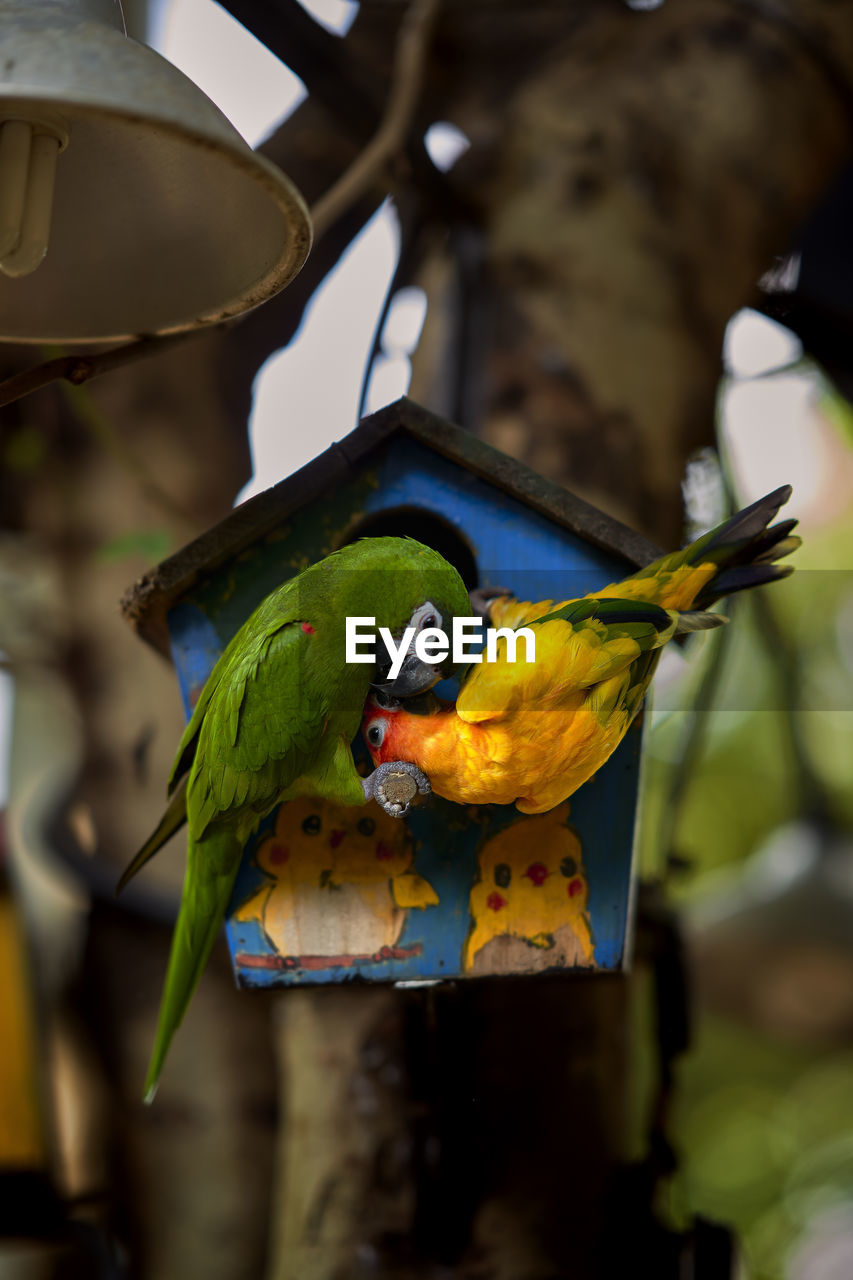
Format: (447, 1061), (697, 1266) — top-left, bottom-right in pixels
(465, 804), (593, 973)
(235, 796), (438, 962)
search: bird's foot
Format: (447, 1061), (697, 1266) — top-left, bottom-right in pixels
(469, 584), (514, 622)
(362, 760), (431, 818)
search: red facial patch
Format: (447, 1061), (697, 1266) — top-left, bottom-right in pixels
(486, 891), (507, 912)
(524, 862), (549, 886)
(329, 829), (346, 849)
(268, 842), (289, 866)
(301, 622), (316, 634)
(375, 842), (396, 861)
(568, 878), (583, 898)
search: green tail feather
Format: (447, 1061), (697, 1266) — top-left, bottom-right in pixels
(542, 595), (674, 635)
(143, 828), (241, 1103)
(116, 776), (189, 895)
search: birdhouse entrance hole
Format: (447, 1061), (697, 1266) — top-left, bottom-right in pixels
(341, 506), (479, 590)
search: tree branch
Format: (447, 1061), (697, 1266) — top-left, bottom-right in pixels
(309, 0), (441, 238)
(224, 0), (384, 146)
(0, 330), (216, 411)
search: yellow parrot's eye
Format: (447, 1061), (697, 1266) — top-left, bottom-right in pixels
(302, 814), (322, 835)
(494, 863), (511, 889)
(357, 817), (376, 837)
(560, 856), (578, 878)
(366, 720), (385, 747)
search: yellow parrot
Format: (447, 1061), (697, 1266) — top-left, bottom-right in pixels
(362, 486), (799, 814)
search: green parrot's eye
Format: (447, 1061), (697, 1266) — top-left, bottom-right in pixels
(302, 814), (322, 835)
(560, 856), (578, 878)
(411, 600), (442, 632)
(494, 863), (511, 889)
(357, 817), (376, 837)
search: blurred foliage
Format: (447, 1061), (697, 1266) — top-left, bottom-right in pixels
(3, 424), (49, 475)
(675, 1017), (853, 1279)
(96, 529), (172, 565)
(634, 380), (853, 1277)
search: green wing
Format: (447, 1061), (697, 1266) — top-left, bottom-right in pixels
(143, 824), (240, 1103)
(186, 614), (334, 840)
(120, 592), (334, 893)
(141, 610), (350, 1102)
(167, 585), (299, 795)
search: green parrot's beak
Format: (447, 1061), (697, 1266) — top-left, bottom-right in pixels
(372, 652), (443, 698)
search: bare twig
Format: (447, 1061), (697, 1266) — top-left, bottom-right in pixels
(309, 0), (441, 239)
(0, 0), (439, 413)
(0, 329), (216, 410)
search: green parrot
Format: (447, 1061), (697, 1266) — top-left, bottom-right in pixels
(119, 536), (470, 1101)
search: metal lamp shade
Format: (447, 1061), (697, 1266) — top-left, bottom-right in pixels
(0, 0), (312, 343)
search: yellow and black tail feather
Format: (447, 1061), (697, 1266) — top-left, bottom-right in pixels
(687, 485), (800, 607)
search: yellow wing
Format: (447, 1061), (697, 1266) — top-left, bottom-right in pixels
(458, 598), (678, 725)
(487, 558), (716, 629)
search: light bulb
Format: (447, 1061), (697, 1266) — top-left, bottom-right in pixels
(0, 118), (68, 278)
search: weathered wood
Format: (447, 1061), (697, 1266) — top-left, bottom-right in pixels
(266, 974), (631, 1278)
(269, 987), (412, 1280)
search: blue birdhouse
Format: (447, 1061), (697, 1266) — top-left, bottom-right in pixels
(122, 398), (660, 988)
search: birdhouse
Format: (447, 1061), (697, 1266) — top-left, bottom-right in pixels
(122, 398), (660, 988)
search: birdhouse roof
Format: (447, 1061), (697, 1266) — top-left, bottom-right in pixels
(121, 397), (661, 658)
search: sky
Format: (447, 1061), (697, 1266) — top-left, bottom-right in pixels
(153, 0), (470, 502)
